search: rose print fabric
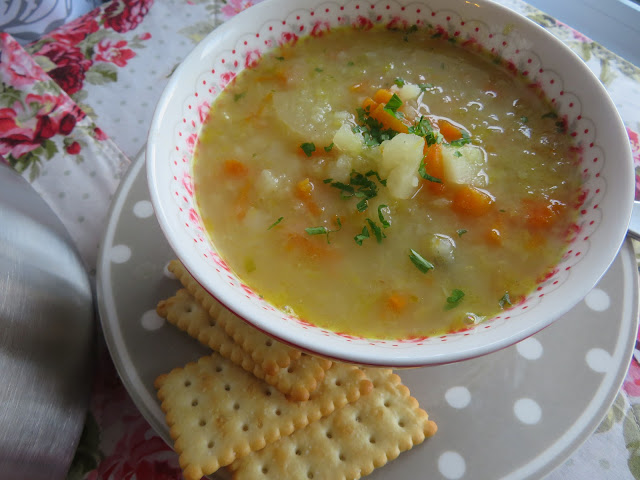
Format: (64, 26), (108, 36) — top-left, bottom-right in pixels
(1, 0), (640, 479)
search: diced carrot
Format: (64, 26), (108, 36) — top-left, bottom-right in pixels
(373, 88), (394, 104)
(362, 97), (378, 113)
(295, 178), (322, 217)
(223, 159), (249, 177)
(285, 233), (332, 261)
(438, 119), (464, 143)
(451, 185), (494, 216)
(369, 103), (409, 134)
(422, 143), (446, 194)
(387, 292), (409, 313)
(234, 180), (252, 220)
(523, 198), (565, 230)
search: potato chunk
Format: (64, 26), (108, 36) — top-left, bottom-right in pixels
(379, 133), (425, 199)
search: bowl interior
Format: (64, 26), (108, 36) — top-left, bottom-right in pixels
(146, 0), (634, 366)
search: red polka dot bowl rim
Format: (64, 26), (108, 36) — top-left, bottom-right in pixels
(146, 0), (634, 367)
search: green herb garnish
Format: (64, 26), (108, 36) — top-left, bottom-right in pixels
(354, 226), (370, 245)
(499, 292), (512, 308)
(234, 92), (247, 102)
(300, 142), (316, 157)
(449, 130), (471, 147)
(520, 116), (528, 123)
(456, 229), (467, 237)
(409, 249), (434, 273)
(305, 217), (342, 244)
(314, 67), (324, 73)
(378, 204), (390, 228)
(324, 142), (334, 152)
(267, 217), (284, 230)
(418, 161), (442, 183)
(453, 150), (463, 158)
(446, 289), (465, 308)
(275, 56), (285, 61)
(394, 77), (406, 88)
(353, 107), (399, 146)
(367, 218), (385, 243)
(418, 83), (434, 92)
(383, 93), (403, 118)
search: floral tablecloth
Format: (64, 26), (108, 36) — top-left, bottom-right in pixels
(1, 0), (640, 478)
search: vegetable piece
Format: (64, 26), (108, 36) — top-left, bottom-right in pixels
(522, 198), (566, 230)
(267, 217), (284, 230)
(369, 103), (409, 134)
(354, 226), (370, 245)
(223, 159), (249, 177)
(373, 88), (394, 104)
(437, 119), (464, 143)
(440, 144), (487, 187)
(499, 292), (512, 309)
(300, 142), (316, 157)
(387, 292), (409, 313)
(295, 178), (322, 216)
(409, 249), (434, 274)
(445, 289), (465, 308)
(380, 133), (425, 199)
(333, 124), (364, 155)
(421, 143), (446, 194)
(451, 185), (494, 217)
(430, 234), (455, 264)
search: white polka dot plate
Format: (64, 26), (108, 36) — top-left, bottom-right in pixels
(97, 152), (639, 479)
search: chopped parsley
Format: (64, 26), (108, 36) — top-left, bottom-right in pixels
(300, 142), (316, 157)
(409, 249), (434, 274)
(314, 67), (324, 73)
(453, 150), (463, 158)
(267, 217), (284, 230)
(354, 226), (370, 245)
(305, 217), (342, 244)
(353, 107), (399, 146)
(383, 94), (404, 119)
(449, 130), (471, 147)
(418, 83), (434, 92)
(520, 116), (528, 123)
(499, 292), (512, 308)
(418, 161), (442, 183)
(456, 229), (468, 237)
(324, 142), (334, 152)
(275, 56), (285, 61)
(394, 77), (406, 88)
(367, 218), (386, 243)
(378, 204), (391, 228)
(409, 116), (444, 146)
(325, 170), (386, 212)
(233, 92), (247, 102)
(445, 289), (465, 308)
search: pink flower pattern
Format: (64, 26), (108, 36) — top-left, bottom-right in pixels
(221, 0), (254, 19)
(94, 39), (136, 67)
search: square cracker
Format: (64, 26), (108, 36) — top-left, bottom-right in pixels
(169, 259), (301, 375)
(157, 288), (332, 401)
(229, 368), (437, 480)
(154, 352), (372, 480)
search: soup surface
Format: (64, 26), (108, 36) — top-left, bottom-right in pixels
(193, 27), (582, 339)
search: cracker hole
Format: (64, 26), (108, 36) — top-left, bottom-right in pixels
(208, 320), (216, 327)
(369, 436), (376, 444)
(295, 449), (302, 456)
(242, 424), (249, 432)
(233, 403), (240, 410)
(191, 399), (199, 407)
(224, 384), (231, 391)
(265, 340), (273, 347)
(335, 379), (342, 386)
(339, 453), (346, 461)
(287, 366), (294, 373)
(185, 305), (193, 313)
(208, 440), (215, 448)
(262, 466), (269, 474)
(265, 389), (272, 396)
(307, 472), (314, 479)
(383, 399), (391, 407)
(398, 420), (405, 428)
(215, 366), (223, 373)
(355, 416), (361, 423)
(326, 431), (333, 439)
(199, 419), (207, 427)
(275, 409), (282, 416)
(184, 380), (192, 387)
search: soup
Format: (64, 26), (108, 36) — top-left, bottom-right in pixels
(193, 27), (582, 339)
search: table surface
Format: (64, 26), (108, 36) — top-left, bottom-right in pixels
(1, 0), (640, 479)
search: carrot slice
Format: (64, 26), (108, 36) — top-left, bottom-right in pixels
(223, 159), (249, 177)
(422, 143), (446, 194)
(438, 119), (464, 143)
(387, 292), (409, 313)
(369, 103), (409, 134)
(451, 185), (494, 216)
(373, 88), (394, 104)
(362, 97), (378, 113)
(523, 199), (565, 230)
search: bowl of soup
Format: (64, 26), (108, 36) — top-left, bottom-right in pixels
(147, 0), (634, 367)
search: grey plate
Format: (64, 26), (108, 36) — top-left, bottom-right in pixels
(97, 152), (639, 480)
